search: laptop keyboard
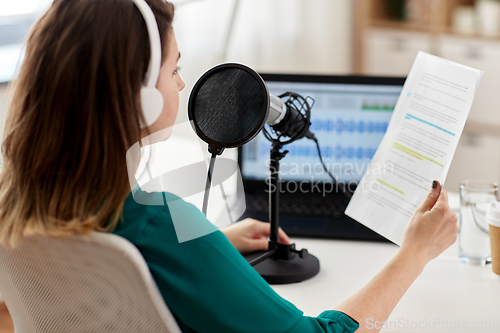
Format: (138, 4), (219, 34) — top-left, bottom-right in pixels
(245, 192), (349, 218)
(242, 191), (389, 242)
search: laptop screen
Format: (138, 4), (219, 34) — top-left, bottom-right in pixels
(240, 75), (405, 185)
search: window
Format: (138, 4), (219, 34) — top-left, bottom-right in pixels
(0, 0), (52, 82)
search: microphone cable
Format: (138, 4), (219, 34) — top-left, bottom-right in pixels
(202, 154), (217, 216)
(202, 153), (234, 223)
(305, 132), (353, 200)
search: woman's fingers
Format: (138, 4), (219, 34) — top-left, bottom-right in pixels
(434, 189), (449, 210)
(419, 180), (441, 213)
(245, 225), (290, 253)
(278, 227), (291, 244)
(246, 237), (269, 253)
(222, 218), (293, 254)
(401, 182), (459, 263)
(252, 220), (291, 244)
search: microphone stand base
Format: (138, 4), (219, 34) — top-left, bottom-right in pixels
(244, 251), (320, 284)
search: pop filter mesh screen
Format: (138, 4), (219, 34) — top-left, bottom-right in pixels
(191, 68), (266, 144)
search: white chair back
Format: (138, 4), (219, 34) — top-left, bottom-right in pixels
(0, 232), (181, 333)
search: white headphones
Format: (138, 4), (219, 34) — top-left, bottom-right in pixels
(132, 0), (164, 128)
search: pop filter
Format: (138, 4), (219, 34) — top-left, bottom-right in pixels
(188, 63), (269, 155)
(188, 63), (320, 284)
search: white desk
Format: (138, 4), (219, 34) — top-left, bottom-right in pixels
(271, 193), (500, 333)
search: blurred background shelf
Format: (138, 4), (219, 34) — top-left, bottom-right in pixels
(354, 0), (500, 124)
(370, 19), (435, 32)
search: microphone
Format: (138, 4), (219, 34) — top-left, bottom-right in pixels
(267, 94), (288, 126)
(266, 93), (315, 142)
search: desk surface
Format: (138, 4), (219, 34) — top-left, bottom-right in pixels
(271, 193), (500, 333)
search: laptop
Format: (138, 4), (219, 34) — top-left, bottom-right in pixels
(238, 74), (406, 242)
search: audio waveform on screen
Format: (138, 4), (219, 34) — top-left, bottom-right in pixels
(310, 119), (389, 133)
(259, 143), (377, 160)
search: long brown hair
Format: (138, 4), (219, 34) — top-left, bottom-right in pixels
(0, 0), (174, 247)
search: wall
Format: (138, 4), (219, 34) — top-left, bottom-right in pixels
(173, 0), (354, 126)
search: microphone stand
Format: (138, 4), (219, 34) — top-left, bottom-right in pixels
(244, 141), (320, 284)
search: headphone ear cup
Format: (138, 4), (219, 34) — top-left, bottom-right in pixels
(140, 87), (164, 128)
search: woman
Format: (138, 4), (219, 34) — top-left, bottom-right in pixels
(0, 0), (458, 332)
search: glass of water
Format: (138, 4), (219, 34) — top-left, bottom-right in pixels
(459, 180), (499, 265)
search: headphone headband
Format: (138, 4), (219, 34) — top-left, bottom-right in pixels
(131, 0), (162, 89)
(131, 0), (164, 128)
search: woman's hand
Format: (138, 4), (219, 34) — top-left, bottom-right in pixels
(400, 180), (459, 266)
(221, 219), (291, 254)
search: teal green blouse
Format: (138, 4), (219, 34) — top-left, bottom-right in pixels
(113, 188), (359, 333)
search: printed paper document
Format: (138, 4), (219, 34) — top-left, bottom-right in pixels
(345, 52), (483, 245)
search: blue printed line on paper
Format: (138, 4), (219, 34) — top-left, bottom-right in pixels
(405, 113), (456, 136)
